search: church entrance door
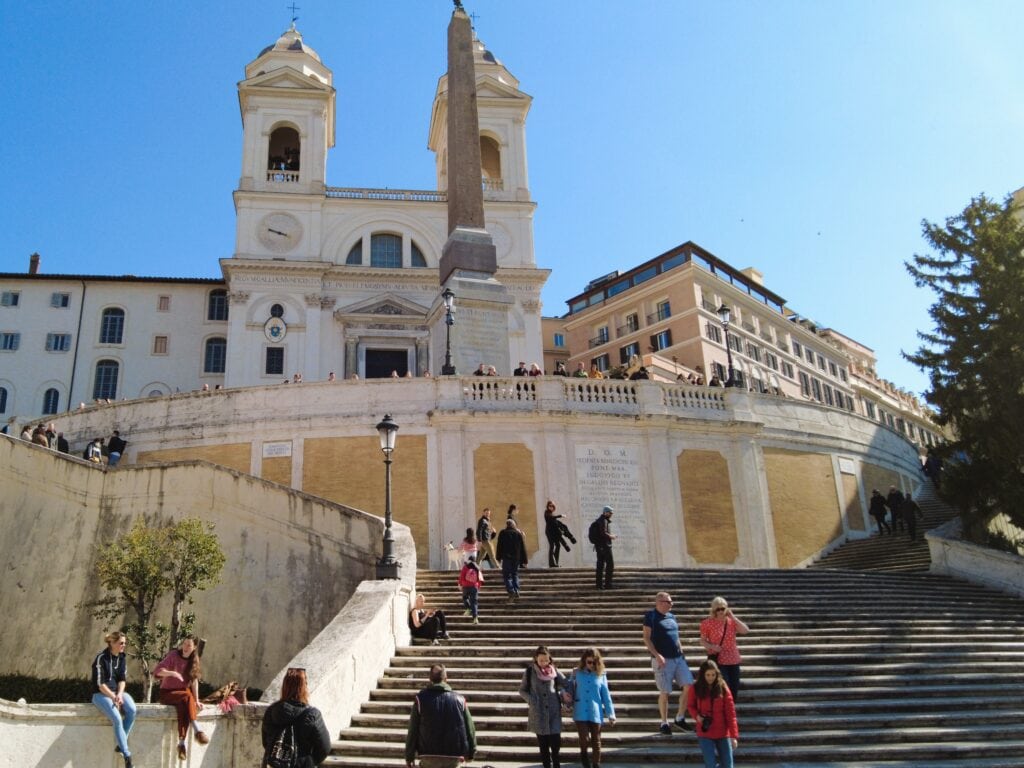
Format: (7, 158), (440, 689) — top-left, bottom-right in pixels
(365, 349), (408, 378)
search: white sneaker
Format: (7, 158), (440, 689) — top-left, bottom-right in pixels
(472, 618), (479, 624)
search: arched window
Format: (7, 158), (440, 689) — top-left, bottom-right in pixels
(99, 308), (125, 344)
(204, 337), (227, 374)
(267, 126), (301, 172)
(0, 386), (7, 413)
(208, 289), (228, 321)
(480, 135), (501, 182)
(346, 240), (363, 265)
(93, 360), (119, 400)
(370, 234), (402, 268)
(42, 388), (59, 415)
(411, 242), (427, 267)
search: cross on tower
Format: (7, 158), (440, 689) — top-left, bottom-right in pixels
(469, 11), (480, 27)
(288, 2), (300, 22)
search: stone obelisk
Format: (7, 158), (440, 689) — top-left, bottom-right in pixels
(432, 2), (513, 374)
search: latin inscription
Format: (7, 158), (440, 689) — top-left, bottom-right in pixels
(574, 444), (649, 565)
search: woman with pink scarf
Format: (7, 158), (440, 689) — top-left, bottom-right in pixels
(519, 645), (570, 768)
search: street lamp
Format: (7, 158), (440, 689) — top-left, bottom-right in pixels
(441, 287), (456, 376)
(375, 414), (400, 580)
(717, 303), (736, 388)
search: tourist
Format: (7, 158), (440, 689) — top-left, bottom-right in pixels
(553, 362), (568, 376)
(487, 365), (499, 376)
(573, 363), (589, 378)
(409, 593), (450, 643)
(473, 363), (487, 376)
(699, 597), (749, 701)
(458, 527), (478, 563)
(519, 645), (569, 768)
(544, 500), (570, 568)
(458, 554), (483, 624)
(91, 631), (136, 768)
(476, 507), (498, 568)
(589, 364), (604, 379)
(404, 664), (476, 768)
(31, 424), (49, 447)
(686, 660), (739, 768)
(887, 485), (906, 533)
(900, 495), (925, 541)
(591, 505), (615, 590)
(496, 517), (528, 599)
(262, 667), (331, 767)
(327, 371), (336, 381)
(107, 429), (127, 468)
(869, 489), (891, 535)
(529, 362), (543, 376)
(643, 591), (694, 733)
(154, 635), (208, 760)
(514, 361), (529, 376)
(572, 647), (615, 768)
(629, 366), (650, 380)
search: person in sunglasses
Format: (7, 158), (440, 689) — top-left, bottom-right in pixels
(643, 591), (694, 734)
(699, 597), (749, 701)
(571, 647), (615, 768)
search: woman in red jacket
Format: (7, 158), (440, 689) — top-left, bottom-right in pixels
(686, 660), (739, 768)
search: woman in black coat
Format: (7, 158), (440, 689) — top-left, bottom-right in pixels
(262, 668), (331, 767)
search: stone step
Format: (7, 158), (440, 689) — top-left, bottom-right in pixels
(325, 758), (1024, 768)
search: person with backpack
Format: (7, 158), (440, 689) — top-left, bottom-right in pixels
(262, 667), (331, 768)
(519, 645), (570, 768)
(589, 506), (616, 590)
(405, 664), (477, 768)
(458, 554), (484, 624)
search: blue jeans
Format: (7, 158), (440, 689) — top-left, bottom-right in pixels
(698, 736), (734, 768)
(462, 586), (479, 617)
(501, 560), (520, 594)
(93, 692), (136, 756)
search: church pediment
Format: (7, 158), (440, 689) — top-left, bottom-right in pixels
(242, 68), (333, 93)
(335, 293), (430, 320)
(475, 75), (530, 102)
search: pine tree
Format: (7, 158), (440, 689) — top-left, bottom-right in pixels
(904, 192), (1024, 548)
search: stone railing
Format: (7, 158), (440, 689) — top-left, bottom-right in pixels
(325, 186), (446, 202)
(482, 178), (504, 191)
(927, 518), (1024, 598)
(266, 170), (299, 183)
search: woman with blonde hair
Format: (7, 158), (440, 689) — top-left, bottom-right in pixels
(519, 645), (569, 768)
(91, 631), (136, 768)
(262, 667), (331, 767)
(699, 596), (749, 700)
(572, 647), (615, 768)
(154, 635), (207, 760)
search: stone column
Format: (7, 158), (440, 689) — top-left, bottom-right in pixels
(345, 336), (359, 379)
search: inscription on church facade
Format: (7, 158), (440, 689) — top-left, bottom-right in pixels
(574, 444), (649, 565)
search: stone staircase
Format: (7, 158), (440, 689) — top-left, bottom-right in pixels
(811, 480), (957, 573)
(326, 564), (1024, 767)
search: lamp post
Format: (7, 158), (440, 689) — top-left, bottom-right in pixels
(717, 303), (736, 388)
(441, 287), (456, 376)
(375, 414), (400, 580)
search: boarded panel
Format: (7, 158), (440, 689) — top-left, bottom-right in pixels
(262, 456), (292, 487)
(764, 449), (842, 568)
(678, 450), (739, 565)
(303, 435), (429, 566)
(474, 443), (538, 557)
(841, 473), (865, 532)
(862, 462), (902, 503)
(137, 443), (251, 474)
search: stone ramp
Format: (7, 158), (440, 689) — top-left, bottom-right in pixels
(327, 566), (1024, 767)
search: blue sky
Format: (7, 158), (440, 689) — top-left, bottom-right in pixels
(3, 1), (1022, 398)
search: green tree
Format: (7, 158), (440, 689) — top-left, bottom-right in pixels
(89, 519), (172, 701)
(166, 518), (226, 648)
(905, 192), (1024, 545)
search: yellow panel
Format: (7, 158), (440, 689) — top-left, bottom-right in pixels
(136, 443), (251, 473)
(679, 450), (739, 565)
(764, 449), (841, 568)
(473, 444), (538, 558)
(262, 456), (292, 487)
(303, 435), (429, 565)
(861, 462), (902, 503)
(841, 473), (865, 532)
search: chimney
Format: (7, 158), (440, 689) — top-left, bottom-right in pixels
(29, 253), (40, 275)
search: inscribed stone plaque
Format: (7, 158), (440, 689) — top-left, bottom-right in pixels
(574, 444), (649, 565)
(262, 441), (293, 458)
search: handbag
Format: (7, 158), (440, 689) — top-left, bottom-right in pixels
(707, 618), (728, 663)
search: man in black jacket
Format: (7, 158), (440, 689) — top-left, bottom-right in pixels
(593, 505), (617, 590)
(496, 517), (528, 599)
(475, 508), (498, 568)
(405, 664), (476, 768)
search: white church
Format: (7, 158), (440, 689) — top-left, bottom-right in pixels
(0, 24), (547, 419)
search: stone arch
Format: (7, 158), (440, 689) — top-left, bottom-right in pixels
(325, 211), (445, 267)
(267, 123), (301, 172)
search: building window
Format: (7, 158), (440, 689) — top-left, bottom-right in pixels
(792, 340), (802, 357)
(865, 401), (876, 419)
(553, 333), (565, 348)
(704, 322), (722, 344)
(204, 337), (227, 374)
(828, 361), (838, 376)
(839, 368), (848, 382)
(207, 290), (228, 321)
(153, 335), (168, 355)
(370, 234), (402, 268)
(93, 360), (119, 400)
(625, 313), (640, 333)
(266, 347), (284, 376)
(42, 388), (59, 415)
(0, 386), (6, 413)
(158, 295), (171, 311)
(654, 300), (671, 322)
(0, 292), (19, 307)
(781, 361), (794, 378)
(620, 341), (640, 364)
(50, 292), (71, 308)
(346, 240), (363, 265)
(45, 333), (72, 352)
(591, 353), (610, 372)
(411, 242), (427, 267)
(799, 371), (811, 397)
(811, 378), (823, 401)
(99, 308), (125, 344)
(817, 354), (827, 371)
(746, 343), (761, 362)
(0, 332), (20, 351)
(823, 384), (834, 406)
(651, 329), (672, 351)
(805, 348), (815, 363)
(765, 352), (778, 370)
(270, 303), (285, 318)
(728, 334), (743, 353)
(597, 326), (609, 343)
(712, 362), (726, 381)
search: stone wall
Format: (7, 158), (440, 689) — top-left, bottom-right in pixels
(0, 435), (415, 687)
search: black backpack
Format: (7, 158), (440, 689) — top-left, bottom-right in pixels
(588, 517), (604, 545)
(264, 724), (297, 768)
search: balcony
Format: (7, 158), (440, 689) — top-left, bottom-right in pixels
(325, 187), (446, 202)
(646, 309), (671, 324)
(616, 323), (640, 337)
(701, 298), (718, 312)
(482, 178), (504, 191)
(589, 334), (611, 349)
(741, 320), (756, 333)
(266, 170), (299, 183)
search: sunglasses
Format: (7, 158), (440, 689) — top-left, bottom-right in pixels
(585, 659), (596, 665)
(715, 607), (726, 613)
